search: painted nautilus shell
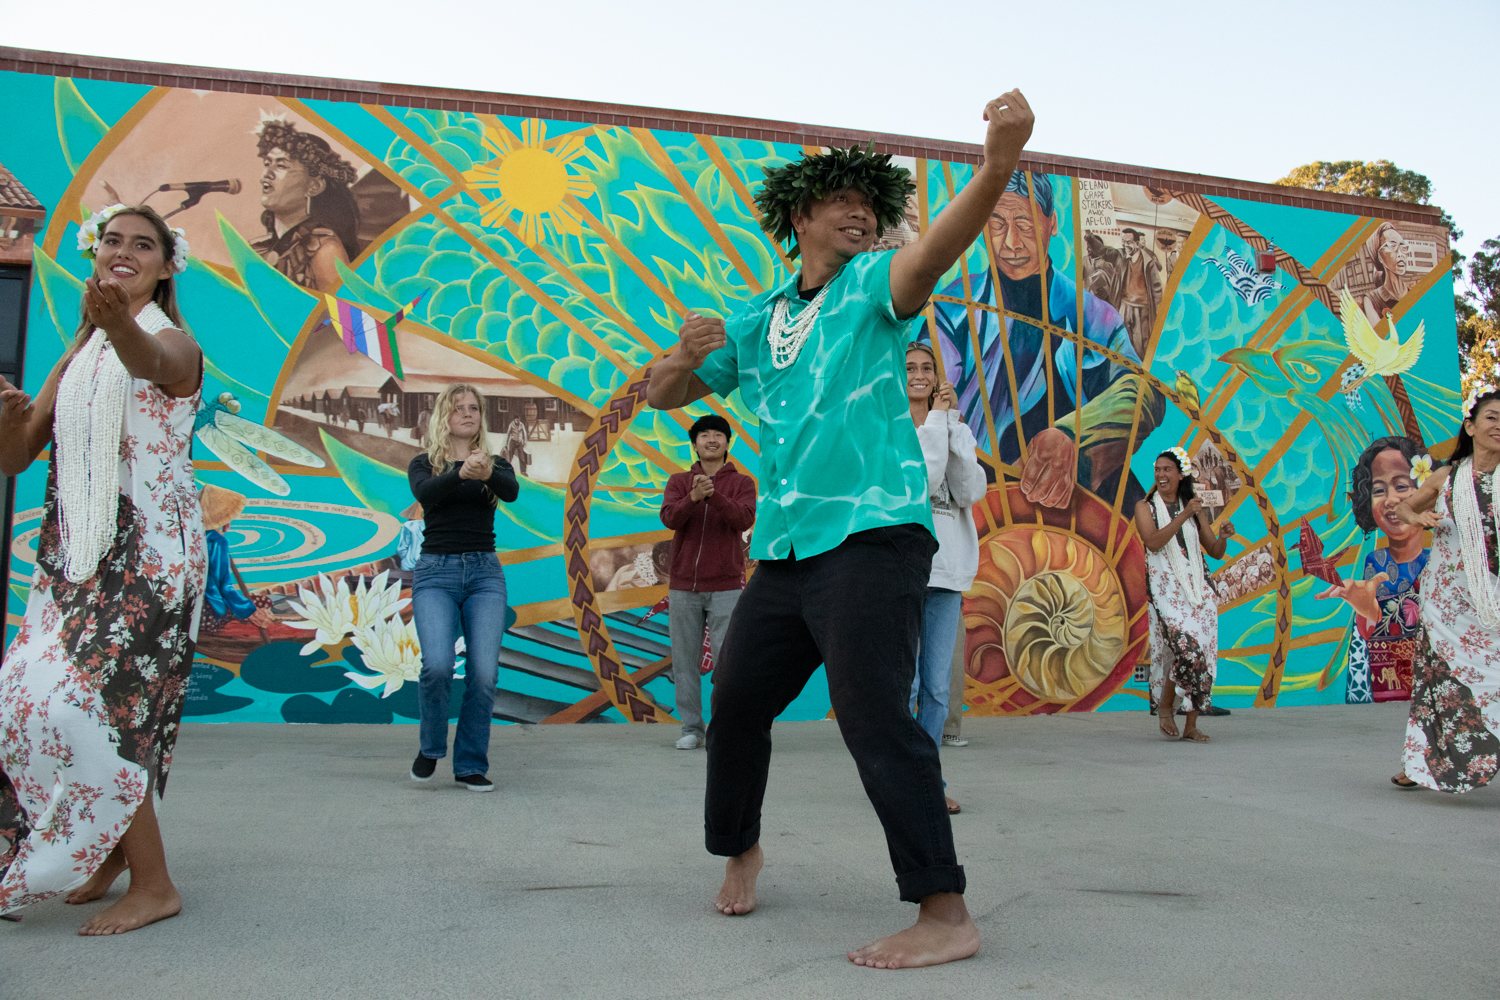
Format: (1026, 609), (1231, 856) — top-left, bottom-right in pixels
(963, 486), (1149, 714)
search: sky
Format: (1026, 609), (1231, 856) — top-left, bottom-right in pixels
(8, 0), (1499, 294)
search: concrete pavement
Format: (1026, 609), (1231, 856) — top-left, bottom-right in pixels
(3, 703), (1497, 999)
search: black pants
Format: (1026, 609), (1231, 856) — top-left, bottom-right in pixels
(704, 524), (966, 902)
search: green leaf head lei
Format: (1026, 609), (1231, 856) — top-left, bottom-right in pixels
(753, 144), (916, 260)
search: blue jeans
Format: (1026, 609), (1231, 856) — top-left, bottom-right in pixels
(411, 551), (507, 777)
(910, 588), (963, 749)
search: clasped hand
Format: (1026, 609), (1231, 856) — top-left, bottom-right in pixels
(689, 474), (715, 502)
(458, 452), (490, 480)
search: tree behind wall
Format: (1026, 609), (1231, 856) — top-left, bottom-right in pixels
(1273, 159), (1462, 276)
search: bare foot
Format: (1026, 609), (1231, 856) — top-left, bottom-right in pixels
(945, 796), (961, 815)
(1158, 713), (1179, 739)
(77, 884), (181, 936)
(848, 892), (980, 969)
(66, 849), (128, 905)
(714, 843), (763, 915)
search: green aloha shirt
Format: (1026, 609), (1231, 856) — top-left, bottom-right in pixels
(696, 249), (934, 561)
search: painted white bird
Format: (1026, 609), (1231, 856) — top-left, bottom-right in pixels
(1339, 286), (1423, 379)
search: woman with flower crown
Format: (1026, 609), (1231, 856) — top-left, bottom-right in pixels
(1388, 384), (1500, 791)
(1133, 447), (1235, 742)
(0, 205), (205, 933)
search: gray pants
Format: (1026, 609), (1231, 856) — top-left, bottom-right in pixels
(944, 611), (965, 739)
(669, 588), (740, 736)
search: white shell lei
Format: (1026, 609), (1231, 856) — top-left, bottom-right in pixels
(767, 283), (831, 370)
(54, 302), (174, 582)
(1451, 458), (1500, 630)
(1152, 492), (1210, 606)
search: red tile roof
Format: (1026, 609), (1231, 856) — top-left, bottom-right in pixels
(0, 162), (45, 218)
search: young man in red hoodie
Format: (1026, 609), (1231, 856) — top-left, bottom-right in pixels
(659, 414), (757, 749)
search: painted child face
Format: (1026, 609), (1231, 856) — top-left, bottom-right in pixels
(1369, 448), (1419, 542)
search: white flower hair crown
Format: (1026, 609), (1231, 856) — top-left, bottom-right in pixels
(76, 203), (191, 275)
(1163, 446), (1193, 477)
(1464, 382), (1497, 419)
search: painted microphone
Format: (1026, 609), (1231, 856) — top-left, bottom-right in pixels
(157, 179), (242, 196)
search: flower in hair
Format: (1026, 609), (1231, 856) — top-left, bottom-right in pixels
(76, 203), (128, 260)
(1464, 382), (1497, 418)
(1165, 446), (1193, 477)
(1410, 453), (1434, 487)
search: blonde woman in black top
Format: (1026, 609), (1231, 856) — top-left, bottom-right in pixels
(406, 384), (518, 791)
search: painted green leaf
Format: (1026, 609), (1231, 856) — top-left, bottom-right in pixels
(216, 212), (317, 346)
(54, 78), (108, 175)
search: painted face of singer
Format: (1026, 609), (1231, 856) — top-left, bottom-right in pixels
(260, 146), (325, 226)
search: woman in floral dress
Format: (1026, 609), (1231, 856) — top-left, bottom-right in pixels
(1390, 385), (1500, 792)
(1133, 447), (1234, 742)
(0, 205), (204, 934)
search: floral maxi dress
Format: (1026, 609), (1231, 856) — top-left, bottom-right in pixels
(1145, 500), (1218, 713)
(1402, 473), (1500, 793)
(0, 317), (205, 913)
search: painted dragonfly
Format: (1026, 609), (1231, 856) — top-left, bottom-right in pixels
(194, 392), (325, 495)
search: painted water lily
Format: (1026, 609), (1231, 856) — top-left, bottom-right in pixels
(1410, 454), (1434, 487)
(349, 570), (411, 632)
(284, 574), (356, 654)
(347, 617), (422, 698)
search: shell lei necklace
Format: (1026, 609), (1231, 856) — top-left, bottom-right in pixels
(1451, 458), (1500, 630)
(1152, 492), (1209, 606)
(767, 282), (832, 370)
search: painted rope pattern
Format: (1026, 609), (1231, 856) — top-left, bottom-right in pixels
(564, 365), (676, 724)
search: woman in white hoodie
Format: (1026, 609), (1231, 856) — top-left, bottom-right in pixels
(905, 343), (989, 813)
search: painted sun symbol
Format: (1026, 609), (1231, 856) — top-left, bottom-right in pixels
(464, 119), (595, 246)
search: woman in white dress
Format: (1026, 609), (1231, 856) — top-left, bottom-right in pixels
(1133, 447), (1234, 742)
(0, 205), (205, 934)
(1389, 385), (1500, 791)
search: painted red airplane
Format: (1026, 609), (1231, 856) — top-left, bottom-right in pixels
(1297, 519), (1351, 586)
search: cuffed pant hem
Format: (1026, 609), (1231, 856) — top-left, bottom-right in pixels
(896, 863), (966, 903)
(705, 821), (761, 858)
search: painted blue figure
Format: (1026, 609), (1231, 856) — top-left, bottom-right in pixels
(198, 484), (271, 634)
(925, 171), (1163, 509)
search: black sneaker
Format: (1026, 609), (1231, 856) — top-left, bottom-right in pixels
(455, 773), (494, 793)
(410, 754), (437, 782)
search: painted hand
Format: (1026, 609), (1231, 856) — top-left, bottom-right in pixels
(1317, 572), (1388, 624)
(677, 312), (727, 370)
(982, 89), (1035, 169)
(1020, 427), (1075, 508)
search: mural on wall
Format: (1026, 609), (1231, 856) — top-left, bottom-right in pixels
(0, 71), (1462, 725)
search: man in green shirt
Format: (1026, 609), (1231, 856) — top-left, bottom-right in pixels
(647, 89), (1034, 970)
